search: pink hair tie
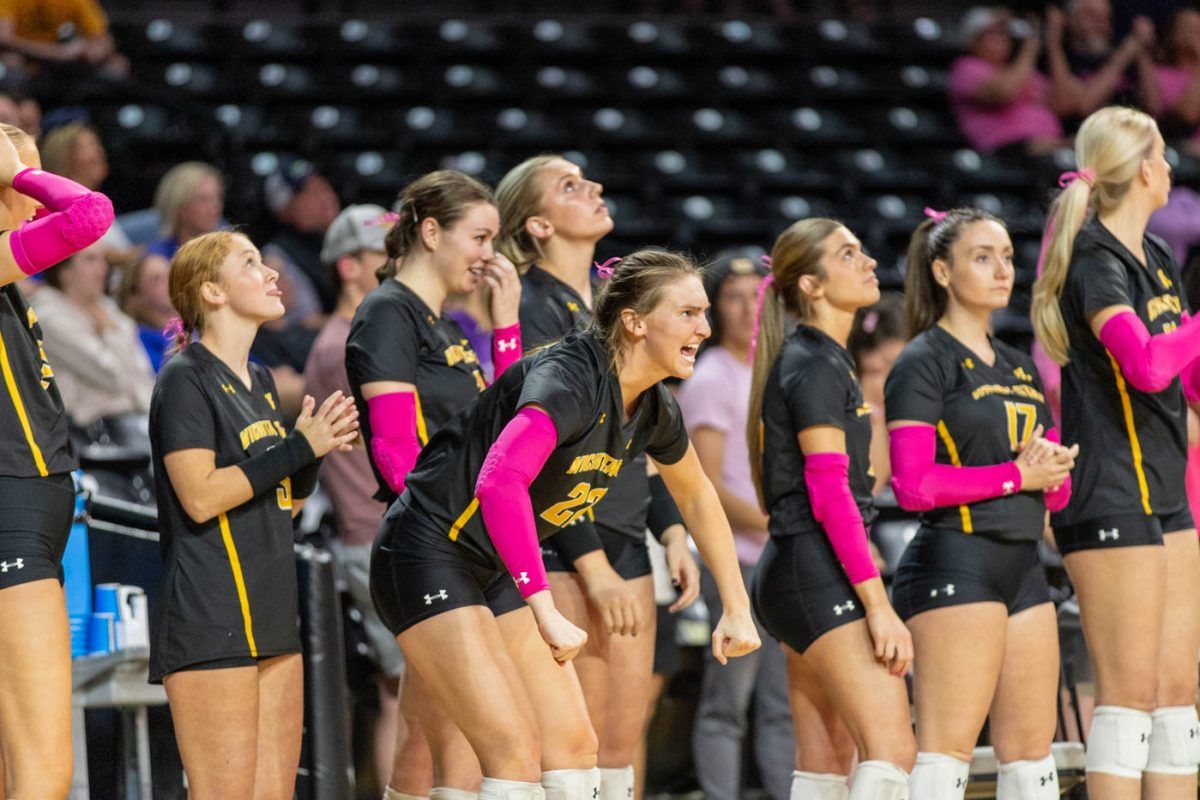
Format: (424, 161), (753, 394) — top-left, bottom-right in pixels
(749, 273), (776, 363)
(923, 207), (948, 223)
(862, 310), (879, 334)
(760, 254), (773, 269)
(164, 316), (187, 341)
(1058, 168), (1096, 189)
(594, 257), (621, 279)
(368, 211), (401, 226)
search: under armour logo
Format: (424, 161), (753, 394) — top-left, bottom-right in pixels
(1098, 528), (1120, 542)
(833, 600), (856, 616)
(0, 559), (24, 572)
(1002, 480), (1015, 495)
(930, 583), (955, 598)
(1040, 773), (1055, 787)
(497, 337), (518, 353)
(1140, 732), (1150, 743)
(424, 590), (448, 605)
(515, 572), (531, 585)
(592, 789), (599, 800)
(955, 778), (966, 788)
(1190, 726), (1199, 739)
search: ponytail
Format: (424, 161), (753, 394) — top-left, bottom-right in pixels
(1031, 179), (1092, 365)
(747, 275), (783, 510)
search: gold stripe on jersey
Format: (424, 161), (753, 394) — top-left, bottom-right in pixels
(218, 513), (258, 656)
(414, 391), (429, 445)
(936, 420), (973, 533)
(448, 498), (479, 542)
(0, 330), (47, 476)
(1106, 354), (1153, 515)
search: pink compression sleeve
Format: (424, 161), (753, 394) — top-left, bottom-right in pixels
(8, 168), (114, 277)
(888, 425), (1023, 512)
(474, 406), (558, 597)
(367, 392), (423, 495)
(491, 323), (522, 380)
(804, 452), (880, 585)
(1099, 310), (1200, 394)
(1043, 427), (1072, 512)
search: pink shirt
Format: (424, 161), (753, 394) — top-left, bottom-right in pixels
(677, 345), (768, 565)
(302, 316), (388, 547)
(1155, 65), (1200, 141)
(948, 56), (1063, 152)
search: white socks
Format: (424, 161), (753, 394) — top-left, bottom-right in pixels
(850, 760), (909, 800)
(384, 789), (428, 800)
(429, 789), (480, 800)
(791, 770), (850, 799)
(598, 765), (634, 800)
(541, 768), (600, 800)
(996, 754), (1058, 799)
(479, 778), (545, 800)
(908, 752), (969, 799)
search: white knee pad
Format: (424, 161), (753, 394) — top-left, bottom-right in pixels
(598, 766), (634, 800)
(850, 760), (910, 800)
(384, 790), (428, 800)
(1085, 705), (1153, 779)
(907, 752), (969, 799)
(1145, 705), (1200, 776)
(791, 770), (850, 800)
(429, 789), (479, 800)
(479, 779), (545, 800)
(541, 768), (600, 800)
(996, 754), (1058, 799)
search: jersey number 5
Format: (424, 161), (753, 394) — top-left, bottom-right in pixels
(277, 477), (293, 511)
(1004, 401), (1038, 451)
(540, 482), (608, 527)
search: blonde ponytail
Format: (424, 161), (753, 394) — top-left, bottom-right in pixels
(747, 281), (784, 510)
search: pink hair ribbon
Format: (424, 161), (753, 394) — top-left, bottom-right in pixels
(368, 211), (401, 226)
(749, 272), (776, 364)
(594, 257), (621, 279)
(164, 316), (187, 342)
(760, 254), (773, 269)
(1058, 168), (1096, 189)
(923, 207), (948, 223)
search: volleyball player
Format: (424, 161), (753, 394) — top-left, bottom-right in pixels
(1031, 106), (1200, 799)
(886, 208), (1077, 799)
(0, 123), (113, 797)
(370, 250), (759, 800)
(496, 155), (699, 800)
(748, 219), (915, 800)
(344, 170), (528, 800)
(149, 231), (359, 798)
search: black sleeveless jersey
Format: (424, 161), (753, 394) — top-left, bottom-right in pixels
(1055, 220), (1188, 524)
(0, 283), (75, 477)
(759, 325), (876, 538)
(885, 326), (1053, 541)
(401, 332), (690, 568)
(346, 279), (487, 502)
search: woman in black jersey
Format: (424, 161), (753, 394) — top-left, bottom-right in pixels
(886, 208), (1077, 800)
(496, 156), (699, 800)
(150, 231), (358, 798)
(0, 124), (113, 797)
(344, 170), (532, 800)
(1031, 106), (1200, 799)
(370, 250), (758, 800)
(747, 218), (915, 799)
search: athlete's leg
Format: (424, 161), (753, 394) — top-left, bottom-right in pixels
(390, 672), (434, 797)
(405, 668), (481, 791)
(0, 579), (72, 799)
(164, 663), (261, 800)
(1144, 529), (1200, 800)
(376, 676), (402, 790)
(751, 635), (798, 800)
(551, 571), (606, 732)
(596, 575), (656, 768)
(252, 653), (304, 800)
(784, 647), (855, 776)
(1064, 546), (1166, 800)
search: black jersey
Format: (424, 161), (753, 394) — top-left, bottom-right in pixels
(1056, 220), (1188, 524)
(0, 284), (74, 478)
(760, 325), (876, 538)
(884, 326), (1053, 542)
(401, 331), (690, 567)
(346, 279), (488, 502)
(148, 343), (301, 681)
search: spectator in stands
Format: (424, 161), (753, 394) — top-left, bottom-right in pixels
(0, 0), (129, 77)
(1045, 0), (1157, 121)
(300, 205), (394, 788)
(117, 252), (173, 372)
(262, 157), (342, 318)
(30, 241), (154, 425)
(148, 161), (224, 260)
(948, 6), (1071, 154)
(1145, 8), (1200, 140)
(847, 292), (907, 496)
(680, 251), (794, 800)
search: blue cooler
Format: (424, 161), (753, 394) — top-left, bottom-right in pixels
(62, 472), (92, 658)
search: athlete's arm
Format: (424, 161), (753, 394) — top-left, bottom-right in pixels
(1091, 304), (1200, 394)
(690, 426), (769, 531)
(485, 253), (523, 379)
(654, 444), (760, 664)
(361, 380), (423, 495)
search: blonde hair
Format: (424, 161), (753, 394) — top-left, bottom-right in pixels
(0, 122), (33, 151)
(38, 122), (90, 176)
(153, 161), (222, 238)
(167, 231), (240, 352)
(747, 218), (843, 507)
(1032, 107), (1159, 365)
(495, 154), (564, 271)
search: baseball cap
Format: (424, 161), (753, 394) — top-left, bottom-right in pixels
(263, 156), (318, 216)
(320, 204), (389, 265)
(959, 6), (1009, 46)
(703, 248), (769, 299)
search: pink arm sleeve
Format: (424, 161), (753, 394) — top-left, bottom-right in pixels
(491, 323), (522, 381)
(8, 168), (114, 277)
(804, 452), (879, 585)
(888, 425), (1023, 512)
(1099, 310), (1200, 395)
(367, 392), (423, 495)
(474, 406), (558, 598)
(1043, 427), (1072, 512)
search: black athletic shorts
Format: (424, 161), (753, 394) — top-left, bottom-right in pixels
(891, 528), (1052, 621)
(542, 528), (653, 580)
(0, 473), (74, 591)
(751, 534), (864, 655)
(1054, 506), (1195, 556)
(371, 496), (524, 635)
